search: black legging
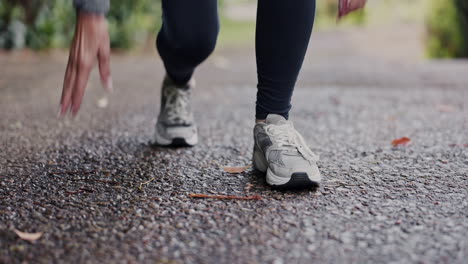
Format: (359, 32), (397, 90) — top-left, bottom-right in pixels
(157, 0), (316, 119)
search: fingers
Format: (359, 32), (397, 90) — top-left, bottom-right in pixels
(61, 54), (94, 117)
(347, 0), (366, 12)
(98, 35), (112, 93)
(339, 0), (366, 18)
(60, 46), (78, 116)
(71, 58), (93, 116)
(59, 12), (110, 117)
(338, 0), (349, 19)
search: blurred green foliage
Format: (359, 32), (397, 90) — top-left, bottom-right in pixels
(0, 0), (366, 51)
(0, 0), (161, 50)
(426, 0), (468, 58)
(108, 0), (160, 50)
(1, 0), (466, 59)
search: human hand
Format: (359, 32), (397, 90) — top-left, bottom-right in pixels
(338, 0), (368, 19)
(60, 11), (112, 116)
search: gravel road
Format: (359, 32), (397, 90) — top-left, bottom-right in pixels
(1, 24), (467, 263)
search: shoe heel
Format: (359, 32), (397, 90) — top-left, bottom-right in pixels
(252, 146), (268, 173)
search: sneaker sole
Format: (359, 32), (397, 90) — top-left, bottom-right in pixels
(154, 127), (198, 147)
(267, 170), (319, 190)
(254, 148), (320, 189)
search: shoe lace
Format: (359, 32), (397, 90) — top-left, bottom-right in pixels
(164, 87), (191, 123)
(266, 123), (319, 162)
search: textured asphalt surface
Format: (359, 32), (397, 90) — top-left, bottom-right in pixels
(1, 25), (467, 263)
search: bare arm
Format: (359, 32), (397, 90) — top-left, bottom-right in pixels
(60, 1), (111, 116)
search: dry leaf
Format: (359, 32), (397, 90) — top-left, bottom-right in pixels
(436, 104), (456, 113)
(222, 165), (252, 174)
(189, 193), (261, 200)
(212, 161), (251, 174)
(14, 229), (43, 242)
(448, 144), (468, 147)
(392, 137), (411, 147)
(329, 96), (341, 105)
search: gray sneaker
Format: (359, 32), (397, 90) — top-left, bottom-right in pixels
(154, 76), (198, 146)
(253, 114), (321, 189)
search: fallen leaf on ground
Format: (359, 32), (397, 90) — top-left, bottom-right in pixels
(189, 193), (261, 200)
(14, 229), (43, 242)
(392, 137), (411, 147)
(436, 104), (456, 113)
(212, 161), (252, 174)
(448, 144), (468, 147)
(222, 164), (252, 174)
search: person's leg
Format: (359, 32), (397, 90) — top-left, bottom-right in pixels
(253, 0), (320, 189)
(154, 0), (218, 147)
(255, 0), (316, 120)
(157, 0), (219, 86)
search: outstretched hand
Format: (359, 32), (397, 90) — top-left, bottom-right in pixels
(338, 0), (367, 19)
(60, 12), (112, 116)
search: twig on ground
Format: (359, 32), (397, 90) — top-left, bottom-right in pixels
(49, 170), (99, 175)
(212, 160), (223, 167)
(4, 164), (27, 169)
(65, 188), (94, 195)
(189, 193), (262, 200)
(322, 179), (347, 184)
(50, 173), (119, 185)
(322, 179), (357, 187)
(139, 177), (157, 191)
(448, 144), (468, 147)
(65, 190), (85, 195)
(78, 188), (94, 193)
(244, 183), (254, 193)
(65, 178), (119, 185)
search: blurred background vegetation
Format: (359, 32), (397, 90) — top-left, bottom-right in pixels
(0, 0), (161, 50)
(0, 0), (467, 58)
(426, 0), (468, 58)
